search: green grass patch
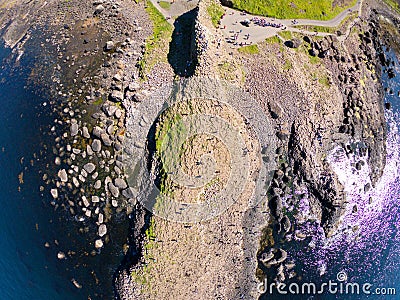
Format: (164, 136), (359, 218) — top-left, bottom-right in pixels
(237, 44), (259, 54)
(130, 217), (158, 289)
(266, 35), (282, 44)
(283, 59), (293, 70)
(154, 110), (186, 200)
(279, 31), (293, 40)
(207, 2), (225, 27)
(293, 10), (358, 34)
(309, 54), (320, 64)
(158, 0), (171, 10)
(218, 59), (245, 83)
(231, 0), (357, 21)
(319, 74), (331, 87)
(92, 97), (104, 106)
(383, 0), (400, 13)
(139, 0), (173, 79)
(155, 113), (183, 156)
(145, 217), (157, 241)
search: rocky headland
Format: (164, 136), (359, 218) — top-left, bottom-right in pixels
(0, 0), (399, 298)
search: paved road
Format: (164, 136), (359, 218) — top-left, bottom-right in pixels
(220, 0), (362, 46)
(148, 0), (362, 46)
(149, 0), (199, 24)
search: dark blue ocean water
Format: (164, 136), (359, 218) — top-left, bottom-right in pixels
(0, 45), (86, 299)
(0, 39), (130, 299)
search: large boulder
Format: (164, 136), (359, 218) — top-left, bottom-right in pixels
(58, 169), (68, 182)
(108, 182), (120, 198)
(50, 188), (58, 199)
(70, 123), (79, 136)
(91, 139), (102, 152)
(84, 163), (96, 174)
(268, 101), (283, 119)
(268, 195), (283, 218)
(110, 90), (123, 102)
(284, 39), (301, 48)
(98, 224), (107, 237)
(94, 4), (105, 15)
(101, 133), (112, 146)
(105, 41), (115, 51)
(114, 178), (127, 189)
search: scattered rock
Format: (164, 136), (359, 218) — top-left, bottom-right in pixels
(260, 249), (274, 263)
(82, 126), (90, 138)
(114, 142), (122, 151)
(94, 180), (102, 189)
(92, 139), (102, 152)
(72, 177), (80, 187)
(115, 109), (122, 119)
(87, 145), (94, 156)
(82, 196), (90, 207)
(110, 90), (123, 102)
(284, 39), (301, 48)
(58, 169), (68, 182)
(262, 248), (288, 267)
(95, 239), (103, 249)
(71, 278), (82, 289)
(269, 195), (283, 218)
(57, 252), (66, 259)
(98, 213), (104, 224)
(92, 126), (103, 138)
(268, 101), (283, 119)
(101, 133), (112, 146)
(70, 123), (79, 136)
(94, 4), (105, 15)
(281, 216), (291, 233)
(98, 224), (107, 237)
(105, 41), (115, 51)
(50, 188), (58, 199)
(114, 178), (127, 189)
(108, 182), (120, 197)
(84, 163), (96, 174)
(103, 105), (117, 117)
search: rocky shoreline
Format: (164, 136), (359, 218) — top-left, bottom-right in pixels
(1, 0), (399, 298)
(243, 1), (399, 285)
(1, 0), (160, 294)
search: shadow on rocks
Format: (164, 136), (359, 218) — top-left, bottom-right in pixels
(167, 9), (198, 77)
